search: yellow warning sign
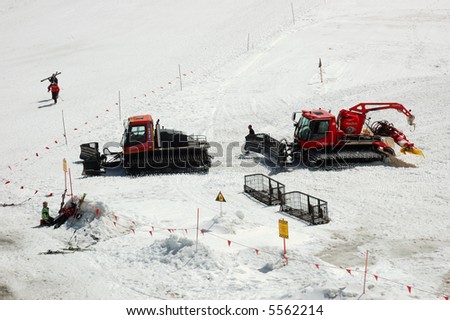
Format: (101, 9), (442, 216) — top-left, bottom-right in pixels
(278, 219), (289, 239)
(215, 191), (226, 202)
(63, 158), (68, 173)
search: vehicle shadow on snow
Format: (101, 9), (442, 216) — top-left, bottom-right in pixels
(241, 152), (411, 175)
(76, 165), (209, 178)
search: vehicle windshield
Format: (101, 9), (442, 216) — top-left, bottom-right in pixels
(294, 116), (311, 140)
(295, 117), (329, 141)
(124, 125), (147, 146)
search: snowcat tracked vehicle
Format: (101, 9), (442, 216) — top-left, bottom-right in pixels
(80, 114), (211, 175)
(244, 102), (424, 168)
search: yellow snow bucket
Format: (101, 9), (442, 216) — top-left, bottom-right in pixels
(400, 146), (424, 157)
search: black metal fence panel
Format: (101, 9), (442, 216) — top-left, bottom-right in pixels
(244, 174), (285, 206)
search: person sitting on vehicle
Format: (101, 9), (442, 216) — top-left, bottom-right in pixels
(248, 124), (255, 136)
(40, 201), (54, 226)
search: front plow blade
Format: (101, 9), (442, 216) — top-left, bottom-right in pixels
(400, 146), (424, 157)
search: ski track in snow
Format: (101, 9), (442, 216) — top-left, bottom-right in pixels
(1, 0), (450, 300)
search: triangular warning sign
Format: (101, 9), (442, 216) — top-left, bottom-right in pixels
(215, 191), (226, 202)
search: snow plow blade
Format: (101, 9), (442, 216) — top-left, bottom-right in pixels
(244, 133), (287, 167)
(400, 146), (424, 157)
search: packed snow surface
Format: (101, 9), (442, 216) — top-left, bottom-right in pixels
(1, 0), (449, 300)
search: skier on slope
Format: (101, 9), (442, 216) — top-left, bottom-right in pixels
(48, 73), (58, 84)
(47, 82), (60, 104)
(40, 201), (54, 226)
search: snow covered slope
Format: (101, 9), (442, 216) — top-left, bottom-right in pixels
(1, 0), (449, 300)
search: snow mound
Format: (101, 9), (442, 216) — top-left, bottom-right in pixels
(135, 234), (229, 271)
(201, 211), (247, 235)
(64, 198), (131, 248)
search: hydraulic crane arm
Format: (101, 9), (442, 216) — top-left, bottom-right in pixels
(343, 102), (423, 157)
(348, 102), (416, 126)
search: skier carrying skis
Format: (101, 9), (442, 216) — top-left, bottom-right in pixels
(40, 201), (54, 226)
(47, 82), (60, 104)
(48, 73), (58, 84)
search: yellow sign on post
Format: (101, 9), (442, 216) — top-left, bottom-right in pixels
(279, 219), (289, 262)
(63, 158), (68, 173)
(216, 191), (226, 202)
(216, 191), (226, 217)
(278, 219), (289, 239)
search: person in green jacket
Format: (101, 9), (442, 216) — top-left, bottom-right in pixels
(40, 201), (54, 226)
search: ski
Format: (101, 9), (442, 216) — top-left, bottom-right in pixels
(40, 71), (61, 82)
(75, 193), (87, 219)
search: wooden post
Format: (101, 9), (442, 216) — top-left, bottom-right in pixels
(247, 33), (250, 52)
(63, 158), (68, 192)
(363, 250), (369, 294)
(118, 90), (122, 121)
(291, 2), (295, 25)
(319, 58), (323, 83)
(196, 208), (199, 251)
(68, 168), (74, 202)
(61, 110), (68, 145)
(178, 64), (183, 91)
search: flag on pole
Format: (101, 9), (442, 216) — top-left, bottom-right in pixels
(318, 58), (322, 68)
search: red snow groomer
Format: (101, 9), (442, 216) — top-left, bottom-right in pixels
(79, 114), (211, 175)
(244, 102), (424, 168)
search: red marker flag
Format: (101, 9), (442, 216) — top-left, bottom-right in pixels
(149, 230), (153, 236)
(227, 240), (231, 247)
(95, 209), (100, 216)
(346, 269), (352, 275)
(374, 275), (379, 281)
(255, 249), (259, 255)
(315, 264), (320, 269)
(407, 285), (412, 294)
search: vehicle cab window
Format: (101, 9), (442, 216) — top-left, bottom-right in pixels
(128, 125), (147, 144)
(309, 120), (329, 140)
